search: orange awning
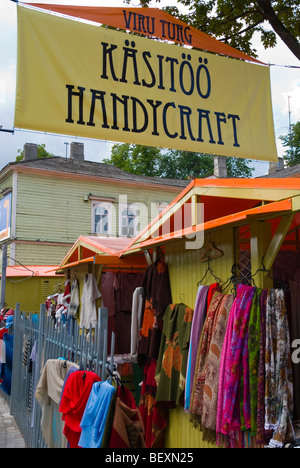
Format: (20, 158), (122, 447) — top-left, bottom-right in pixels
(27, 4), (264, 64)
(124, 198), (293, 253)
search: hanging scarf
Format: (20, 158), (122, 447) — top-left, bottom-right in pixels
(256, 289), (268, 445)
(216, 296), (238, 447)
(185, 286), (209, 412)
(221, 284), (256, 435)
(189, 292), (224, 420)
(200, 294), (234, 442)
(264, 289), (294, 448)
(248, 288), (262, 437)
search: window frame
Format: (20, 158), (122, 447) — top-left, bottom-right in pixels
(92, 201), (113, 236)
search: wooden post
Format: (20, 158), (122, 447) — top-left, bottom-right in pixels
(250, 221), (273, 289)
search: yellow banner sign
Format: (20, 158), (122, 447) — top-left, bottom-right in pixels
(15, 6), (278, 162)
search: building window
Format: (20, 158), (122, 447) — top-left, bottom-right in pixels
(119, 205), (139, 237)
(93, 202), (112, 235)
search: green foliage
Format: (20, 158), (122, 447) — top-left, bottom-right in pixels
(103, 143), (254, 179)
(16, 144), (54, 162)
(280, 122), (300, 167)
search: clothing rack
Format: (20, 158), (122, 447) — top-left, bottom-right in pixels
(9, 303), (117, 447)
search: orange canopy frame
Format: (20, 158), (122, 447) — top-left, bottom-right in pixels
(26, 3), (264, 64)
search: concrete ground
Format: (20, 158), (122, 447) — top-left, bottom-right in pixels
(0, 393), (27, 448)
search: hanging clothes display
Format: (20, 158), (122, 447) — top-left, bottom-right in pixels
(59, 370), (101, 448)
(137, 258), (172, 448)
(80, 273), (101, 329)
(115, 272), (144, 355)
(155, 303), (194, 406)
(35, 359), (79, 448)
(264, 289), (294, 448)
(190, 293), (234, 441)
(179, 283), (295, 449)
(138, 259), (172, 365)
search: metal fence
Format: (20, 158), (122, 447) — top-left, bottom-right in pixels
(8, 303), (114, 448)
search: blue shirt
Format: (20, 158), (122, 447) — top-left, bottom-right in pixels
(79, 380), (116, 448)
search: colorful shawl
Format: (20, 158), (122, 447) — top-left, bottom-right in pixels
(256, 288), (268, 444)
(216, 296), (238, 447)
(221, 284), (256, 434)
(185, 286), (209, 412)
(189, 292), (224, 419)
(155, 304), (194, 406)
(248, 289), (262, 437)
(200, 294), (234, 441)
(264, 289), (294, 448)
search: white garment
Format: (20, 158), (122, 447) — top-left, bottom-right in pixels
(69, 278), (80, 318)
(130, 287), (144, 356)
(80, 273), (101, 329)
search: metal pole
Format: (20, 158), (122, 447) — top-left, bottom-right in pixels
(0, 243), (8, 309)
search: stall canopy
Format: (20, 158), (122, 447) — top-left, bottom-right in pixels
(120, 178), (300, 268)
(56, 236), (148, 271)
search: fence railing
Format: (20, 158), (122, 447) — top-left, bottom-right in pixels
(8, 302), (113, 448)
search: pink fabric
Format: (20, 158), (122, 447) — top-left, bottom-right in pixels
(216, 296), (237, 445)
(221, 285), (256, 435)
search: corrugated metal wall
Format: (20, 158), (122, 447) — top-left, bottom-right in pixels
(163, 227), (236, 448)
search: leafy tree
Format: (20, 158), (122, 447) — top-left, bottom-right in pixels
(280, 122), (300, 167)
(16, 144), (54, 162)
(103, 143), (254, 179)
(125, 0), (300, 60)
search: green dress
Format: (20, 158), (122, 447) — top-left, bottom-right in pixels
(155, 303), (193, 406)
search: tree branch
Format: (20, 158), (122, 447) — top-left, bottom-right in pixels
(255, 0), (300, 59)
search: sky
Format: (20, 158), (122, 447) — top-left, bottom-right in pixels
(0, 0), (299, 177)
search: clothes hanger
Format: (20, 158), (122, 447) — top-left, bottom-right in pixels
(197, 257), (222, 286)
(199, 241), (224, 263)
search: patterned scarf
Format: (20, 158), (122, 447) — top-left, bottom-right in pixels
(256, 289), (268, 444)
(264, 289), (294, 448)
(216, 296), (237, 446)
(221, 284), (256, 434)
(190, 292), (225, 422)
(200, 294), (234, 441)
(248, 288), (262, 436)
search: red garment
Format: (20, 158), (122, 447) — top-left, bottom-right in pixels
(139, 359), (167, 448)
(0, 328), (8, 340)
(207, 283), (222, 310)
(59, 371), (101, 448)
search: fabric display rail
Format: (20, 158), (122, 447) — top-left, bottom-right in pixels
(2, 257), (299, 449)
(2, 303), (136, 448)
(135, 259), (299, 449)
